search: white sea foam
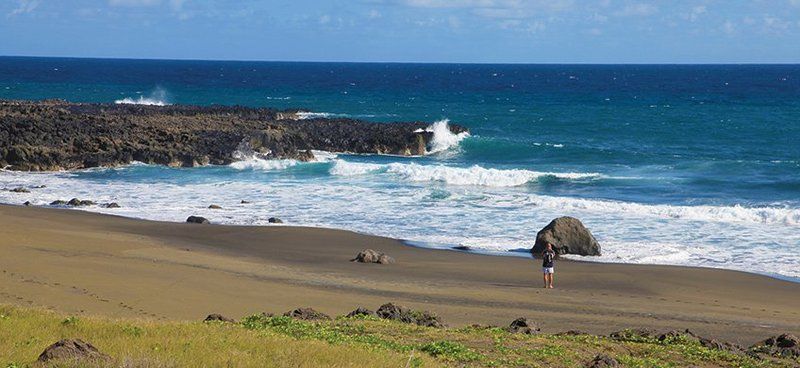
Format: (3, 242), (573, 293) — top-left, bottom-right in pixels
(330, 160), (601, 187)
(114, 87), (170, 106)
(424, 119), (470, 154)
(229, 158), (299, 171)
(228, 150), (337, 171)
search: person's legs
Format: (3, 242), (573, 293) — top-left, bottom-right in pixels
(542, 272), (548, 288)
(548, 272), (554, 288)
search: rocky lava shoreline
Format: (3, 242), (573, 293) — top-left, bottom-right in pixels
(0, 99), (467, 171)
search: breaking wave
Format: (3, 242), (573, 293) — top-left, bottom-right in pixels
(422, 119), (470, 154)
(114, 87), (170, 106)
(329, 160), (600, 186)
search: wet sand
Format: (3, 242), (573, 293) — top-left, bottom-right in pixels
(1, 204), (798, 345)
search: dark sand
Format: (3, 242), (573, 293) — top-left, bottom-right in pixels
(1, 204), (798, 345)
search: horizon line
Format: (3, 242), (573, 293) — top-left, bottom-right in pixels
(2, 54), (799, 66)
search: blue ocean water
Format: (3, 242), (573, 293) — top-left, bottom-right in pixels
(1, 56), (799, 280)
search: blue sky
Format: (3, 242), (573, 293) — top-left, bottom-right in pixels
(2, 0), (800, 63)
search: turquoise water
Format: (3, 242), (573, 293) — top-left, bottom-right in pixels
(1, 57), (799, 280)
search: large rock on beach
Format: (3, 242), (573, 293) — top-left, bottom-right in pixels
(351, 249), (395, 264)
(0, 99), (468, 171)
(37, 339), (110, 363)
(531, 217), (600, 256)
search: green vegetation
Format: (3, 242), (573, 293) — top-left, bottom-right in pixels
(1, 305), (797, 367)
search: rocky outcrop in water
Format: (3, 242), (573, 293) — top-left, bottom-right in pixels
(0, 99), (467, 171)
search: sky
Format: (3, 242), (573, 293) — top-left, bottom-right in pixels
(2, 0), (800, 63)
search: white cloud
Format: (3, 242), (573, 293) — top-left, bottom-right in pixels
(722, 20), (735, 34)
(686, 5), (706, 22)
(8, 0), (39, 16)
(763, 15), (790, 32)
(590, 13), (608, 23)
(614, 3), (657, 17)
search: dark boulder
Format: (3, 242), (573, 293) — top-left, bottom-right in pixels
(700, 337), (743, 354)
(750, 333), (800, 358)
(37, 339), (110, 363)
(50, 200), (67, 206)
(532, 217), (600, 256)
(9, 187), (30, 193)
(23, 201), (32, 206)
(375, 303), (445, 328)
(505, 317), (540, 334)
(345, 307), (376, 318)
(104, 202), (120, 208)
(208, 204), (222, 209)
(351, 249), (395, 264)
(67, 198), (95, 206)
(268, 217), (283, 224)
(204, 314), (236, 323)
(240, 200), (251, 204)
(186, 216), (210, 224)
(586, 354), (619, 368)
(283, 307), (331, 321)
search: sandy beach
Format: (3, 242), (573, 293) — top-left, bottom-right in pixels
(1, 204), (798, 346)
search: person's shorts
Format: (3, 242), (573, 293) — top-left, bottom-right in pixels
(542, 267), (554, 274)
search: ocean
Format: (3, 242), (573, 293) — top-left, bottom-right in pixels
(1, 56), (799, 281)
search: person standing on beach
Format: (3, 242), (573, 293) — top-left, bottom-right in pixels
(542, 243), (556, 288)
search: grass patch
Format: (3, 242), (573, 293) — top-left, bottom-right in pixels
(1, 304), (796, 367)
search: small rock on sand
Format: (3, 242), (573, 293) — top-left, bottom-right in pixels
(750, 333), (800, 358)
(375, 303), (444, 328)
(67, 198), (95, 206)
(586, 354), (619, 368)
(283, 307), (330, 320)
(37, 339), (110, 363)
(23, 201), (32, 206)
(505, 317), (539, 334)
(186, 216), (210, 224)
(268, 217), (283, 224)
(346, 307), (376, 318)
(204, 314), (236, 323)
(351, 249), (395, 264)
